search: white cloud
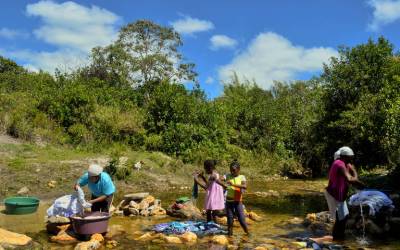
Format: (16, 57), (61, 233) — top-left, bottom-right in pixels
(26, 0), (120, 51)
(205, 76), (214, 84)
(218, 32), (337, 89)
(368, 0), (400, 31)
(4, 49), (88, 73)
(0, 28), (29, 39)
(170, 16), (214, 35)
(210, 35), (237, 50)
(2, 1), (120, 73)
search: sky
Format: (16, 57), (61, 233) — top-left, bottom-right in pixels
(1, 0), (400, 98)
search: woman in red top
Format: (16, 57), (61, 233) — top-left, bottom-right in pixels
(325, 146), (364, 240)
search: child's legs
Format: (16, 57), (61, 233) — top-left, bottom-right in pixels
(234, 202), (249, 233)
(206, 210), (212, 222)
(226, 202), (235, 229)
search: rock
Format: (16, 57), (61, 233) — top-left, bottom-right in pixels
(46, 222), (71, 235)
(129, 207), (140, 215)
(135, 232), (155, 241)
(227, 244), (238, 250)
(140, 209), (150, 217)
(167, 201), (203, 220)
(46, 216), (71, 224)
(48, 180), (57, 188)
(106, 240), (118, 248)
(129, 200), (139, 208)
(216, 216), (227, 225)
(90, 234), (104, 243)
(116, 199), (128, 210)
(254, 247), (268, 250)
(0, 228), (32, 248)
(211, 235), (229, 245)
(114, 210), (124, 216)
(288, 217), (303, 225)
(138, 201), (149, 211)
(163, 235), (182, 244)
(50, 231), (78, 244)
(138, 196), (155, 210)
(150, 207), (166, 216)
(248, 211), (262, 221)
(74, 240), (101, 250)
(179, 232), (197, 244)
(154, 199), (161, 207)
(17, 186), (29, 195)
(124, 192), (149, 201)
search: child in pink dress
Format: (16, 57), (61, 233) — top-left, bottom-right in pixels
(194, 159), (225, 223)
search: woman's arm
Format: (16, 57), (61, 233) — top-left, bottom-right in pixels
(348, 164), (358, 179)
(215, 178), (228, 189)
(194, 176), (208, 190)
(89, 195), (107, 204)
(339, 167), (365, 188)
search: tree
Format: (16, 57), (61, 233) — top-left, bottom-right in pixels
(85, 20), (197, 87)
(320, 37), (397, 167)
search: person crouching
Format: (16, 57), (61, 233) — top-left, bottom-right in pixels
(74, 164), (116, 213)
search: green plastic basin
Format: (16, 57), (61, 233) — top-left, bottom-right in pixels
(4, 196), (40, 215)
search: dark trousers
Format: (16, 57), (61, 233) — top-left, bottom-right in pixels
(226, 201), (248, 233)
(91, 194), (113, 213)
(332, 211), (348, 240)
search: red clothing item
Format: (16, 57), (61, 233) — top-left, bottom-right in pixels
(326, 159), (349, 202)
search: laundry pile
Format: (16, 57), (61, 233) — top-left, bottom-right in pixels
(348, 190), (395, 216)
(153, 221), (227, 236)
(46, 187), (91, 218)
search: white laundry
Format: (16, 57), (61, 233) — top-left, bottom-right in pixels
(76, 186), (92, 208)
(348, 190), (394, 216)
(47, 187), (91, 217)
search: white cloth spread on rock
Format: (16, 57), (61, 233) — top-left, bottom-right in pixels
(348, 190), (394, 216)
(47, 186), (91, 217)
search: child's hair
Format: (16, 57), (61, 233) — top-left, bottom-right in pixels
(204, 159), (217, 170)
(230, 160), (240, 169)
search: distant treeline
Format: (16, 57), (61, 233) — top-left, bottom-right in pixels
(1, 20), (399, 176)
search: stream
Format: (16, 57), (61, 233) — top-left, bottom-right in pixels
(1, 179), (400, 249)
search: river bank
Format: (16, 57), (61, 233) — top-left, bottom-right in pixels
(2, 137), (400, 249)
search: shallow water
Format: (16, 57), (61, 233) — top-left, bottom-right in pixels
(1, 179), (400, 249)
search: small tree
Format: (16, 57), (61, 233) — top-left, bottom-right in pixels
(85, 20), (197, 88)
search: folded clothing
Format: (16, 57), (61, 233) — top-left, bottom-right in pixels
(153, 221), (227, 236)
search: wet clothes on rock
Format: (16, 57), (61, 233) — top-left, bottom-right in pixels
(153, 221), (227, 236)
(348, 190), (394, 216)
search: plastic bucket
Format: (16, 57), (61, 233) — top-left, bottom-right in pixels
(4, 196), (40, 215)
(71, 212), (111, 235)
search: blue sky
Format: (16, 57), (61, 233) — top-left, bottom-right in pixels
(1, 0), (400, 98)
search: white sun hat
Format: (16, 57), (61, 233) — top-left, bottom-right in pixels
(340, 146), (354, 156)
(88, 164), (103, 176)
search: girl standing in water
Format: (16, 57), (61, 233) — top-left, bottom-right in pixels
(223, 160), (249, 236)
(194, 160), (225, 223)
